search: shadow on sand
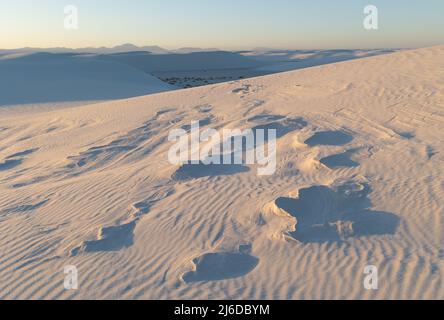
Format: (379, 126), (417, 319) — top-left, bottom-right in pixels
(275, 183), (400, 243)
(183, 252), (259, 283)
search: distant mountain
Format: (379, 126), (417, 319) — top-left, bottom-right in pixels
(0, 44), (170, 55)
(0, 43), (232, 54)
(0, 44), (224, 55)
(108, 44), (169, 54)
(171, 47), (221, 54)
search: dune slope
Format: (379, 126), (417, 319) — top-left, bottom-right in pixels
(0, 46), (444, 299)
(0, 52), (175, 108)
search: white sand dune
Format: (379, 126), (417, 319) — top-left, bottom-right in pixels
(0, 52), (175, 112)
(0, 48), (397, 103)
(0, 46), (443, 299)
(246, 48), (401, 72)
(100, 51), (262, 73)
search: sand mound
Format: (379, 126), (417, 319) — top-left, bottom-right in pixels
(0, 52), (175, 108)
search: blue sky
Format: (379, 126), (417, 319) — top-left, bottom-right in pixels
(1, 0), (443, 49)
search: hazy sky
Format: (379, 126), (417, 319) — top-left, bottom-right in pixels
(1, 0), (443, 49)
